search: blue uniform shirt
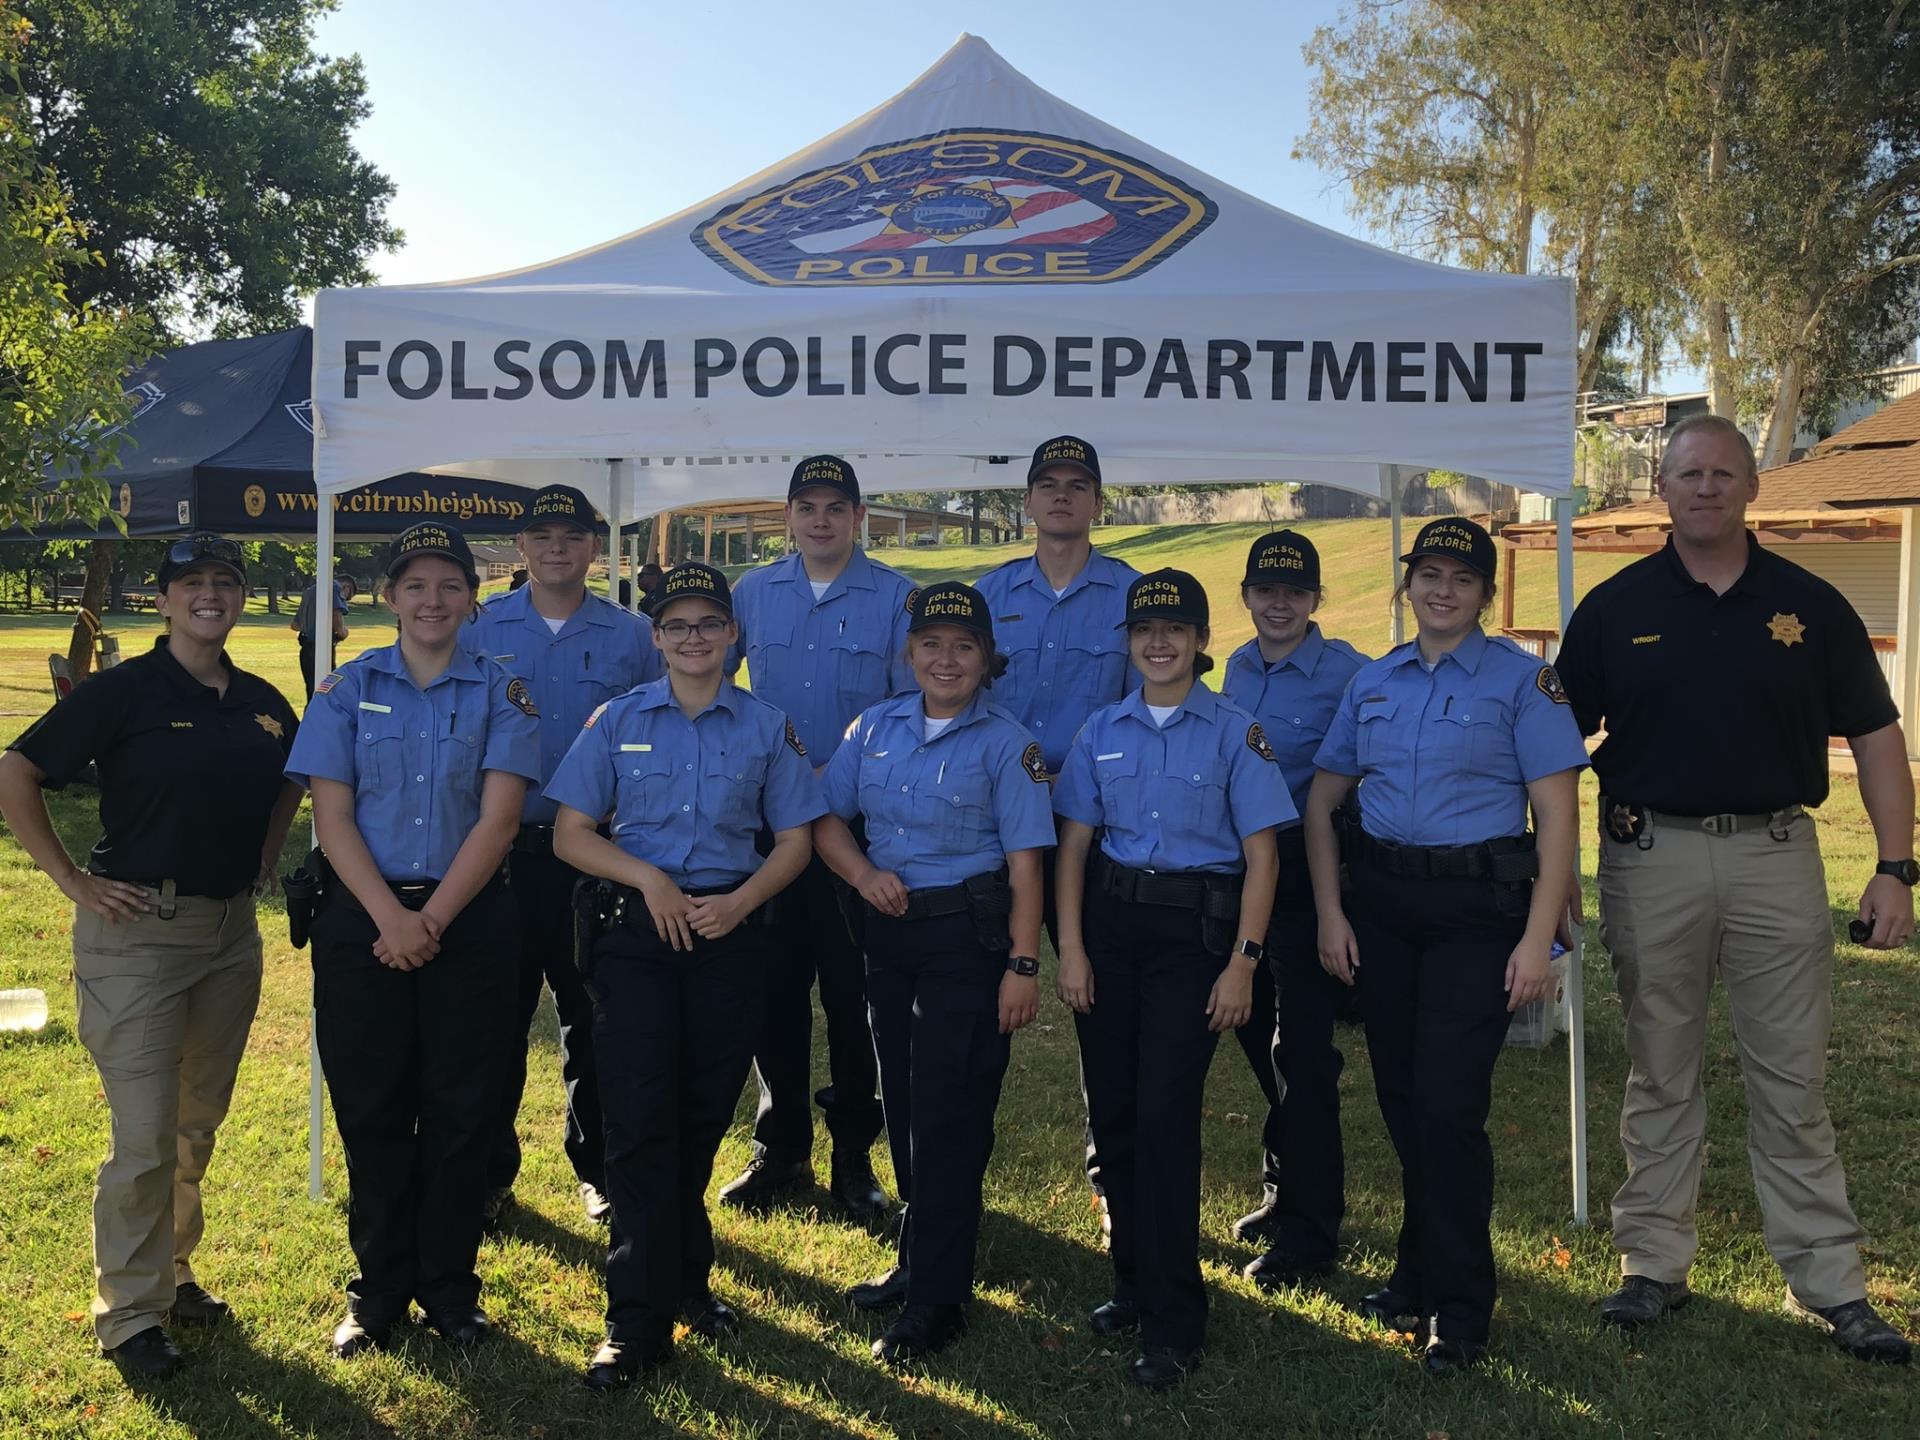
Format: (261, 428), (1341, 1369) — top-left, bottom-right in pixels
(821, 690), (1057, 891)
(285, 643), (541, 881)
(545, 679), (825, 890)
(1054, 684), (1296, 873)
(1221, 625), (1372, 814)
(730, 549), (917, 762)
(1313, 627), (1589, 846)
(974, 549), (1139, 772)
(466, 586), (662, 824)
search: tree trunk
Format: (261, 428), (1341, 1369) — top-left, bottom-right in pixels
(66, 540), (117, 677)
(1705, 299), (1737, 418)
(107, 553), (128, 613)
(1758, 360), (1804, 470)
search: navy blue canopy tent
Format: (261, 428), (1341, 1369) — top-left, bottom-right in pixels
(9, 326), (538, 539)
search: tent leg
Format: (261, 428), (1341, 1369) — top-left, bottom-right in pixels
(1556, 494), (1589, 1226)
(309, 499), (336, 1203)
(606, 459), (624, 600)
(1386, 466), (1405, 647)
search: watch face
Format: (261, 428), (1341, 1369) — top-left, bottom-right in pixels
(1009, 955), (1041, 976)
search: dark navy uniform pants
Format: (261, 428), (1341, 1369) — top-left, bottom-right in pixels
(1077, 894), (1222, 1355)
(592, 914), (767, 1347)
(1231, 847), (1351, 1260)
(746, 853), (883, 1165)
(311, 882), (517, 1322)
(865, 909), (1012, 1307)
(487, 839), (604, 1197)
(1349, 851), (1528, 1345)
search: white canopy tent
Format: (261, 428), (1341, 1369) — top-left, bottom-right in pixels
(306, 35), (1587, 1217)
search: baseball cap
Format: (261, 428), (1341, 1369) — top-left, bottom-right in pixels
(906, 581), (994, 647)
(1026, 434), (1101, 487)
(1120, 568), (1210, 629)
(647, 560), (733, 618)
(521, 484), (598, 532)
(156, 534), (246, 589)
(387, 522), (478, 585)
(788, 455), (860, 504)
(1241, 530), (1321, 590)
(1400, 517), (1497, 579)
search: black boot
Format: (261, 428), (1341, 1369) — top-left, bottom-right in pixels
(873, 1304), (967, 1364)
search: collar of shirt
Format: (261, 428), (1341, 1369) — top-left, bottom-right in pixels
(871, 686), (993, 740)
(1113, 679), (1221, 730)
(628, 677), (742, 721)
(1232, 624), (1328, 678)
(146, 636), (237, 699)
(1005, 549), (1125, 602)
(771, 547), (879, 603)
(1384, 625), (1490, 677)
(362, 641), (486, 690)
(1658, 532), (1777, 599)
(487, 583), (622, 640)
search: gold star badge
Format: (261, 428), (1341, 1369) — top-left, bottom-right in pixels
(1767, 613), (1805, 647)
(254, 713), (284, 739)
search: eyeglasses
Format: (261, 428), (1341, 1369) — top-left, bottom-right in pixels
(165, 536), (244, 568)
(656, 616), (731, 642)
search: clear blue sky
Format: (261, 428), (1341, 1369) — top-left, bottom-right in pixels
(311, 0), (1360, 288)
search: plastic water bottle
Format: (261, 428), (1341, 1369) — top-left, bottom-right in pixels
(0, 988), (49, 1032)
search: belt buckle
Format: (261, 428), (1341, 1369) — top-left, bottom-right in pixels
(155, 878), (178, 921)
(1701, 814), (1737, 837)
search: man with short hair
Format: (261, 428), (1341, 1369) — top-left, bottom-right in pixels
(292, 573), (356, 698)
(467, 484), (663, 1228)
(1557, 414), (1914, 1364)
(722, 456), (916, 1222)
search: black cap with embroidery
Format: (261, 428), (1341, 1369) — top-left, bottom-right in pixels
(1119, 568), (1210, 629)
(788, 454), (860, 504)
(1241, 529), (1321, 590)
(1026, 434), (1101, 486)
(520, 483), (598, 532)
(647, 560), (734, 617)
(387, 522), (478, 583)
(155, 533), (247, 589)
(907, 581), (994, 647)
(1401, 516), (1498, 579)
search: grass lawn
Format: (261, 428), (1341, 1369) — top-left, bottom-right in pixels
(0, 519), (1915, 1438)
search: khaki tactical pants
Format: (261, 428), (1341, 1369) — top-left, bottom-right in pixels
(72, 893), (262, 1349)
(1599, 810), (1867, 1307)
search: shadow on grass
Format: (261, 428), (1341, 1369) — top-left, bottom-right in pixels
(130, 1318), (399, 1440)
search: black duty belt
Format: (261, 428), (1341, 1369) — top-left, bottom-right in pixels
(609, 880), (772, 931)
(1353, 831), (1536, 881)
(1605, 799), (1803, 842)
(1100, 861), (1222, 911)
(334, 869), (507, 916)
(891, 881), (973, 922)
(511, 824), (555, 855)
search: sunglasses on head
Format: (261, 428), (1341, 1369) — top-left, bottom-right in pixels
(165, 535), (244, 568)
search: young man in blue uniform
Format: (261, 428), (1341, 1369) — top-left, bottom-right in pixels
(1220, 530), (1370, 1285)
(548, 562), (825, 1388)
(974, 435), (1138, 1233)
(467, 484), (663, 1228)
(721, 456), (916, 1221)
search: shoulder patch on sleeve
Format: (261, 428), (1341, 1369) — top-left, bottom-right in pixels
(583, 702), (607, 730)
(1246, 722), (1279, 763)
(506, 677), (539, 717)
(1021, 741), (1051, 784)
(786, 718), (807, 756)
(903, 587), (920, 617)
(314, 670), (343, 695)
(1536, 665), (1569, 705)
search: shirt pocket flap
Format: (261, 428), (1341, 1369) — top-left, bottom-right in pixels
(1356, 697), (1399, 726)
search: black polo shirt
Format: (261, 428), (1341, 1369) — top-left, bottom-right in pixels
(1556, 534), (1897, 813)
(9, 638), (300, 896)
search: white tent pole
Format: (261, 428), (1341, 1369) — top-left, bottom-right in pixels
(309, 497), (336, 1202)
(1557, 494), (1589, 1226)
(1386, 466), (1405, 647)
(606, 459), (624, 600)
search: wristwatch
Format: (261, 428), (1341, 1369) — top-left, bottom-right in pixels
(1007, 954), (1041, 977)
(1234, 938), (1266, 964)
(1874, 859), (1919, 886)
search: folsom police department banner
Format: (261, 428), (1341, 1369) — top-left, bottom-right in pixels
(311, 36), (1575, 503)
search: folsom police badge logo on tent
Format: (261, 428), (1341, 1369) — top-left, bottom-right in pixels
(693, 128), (1216, 288)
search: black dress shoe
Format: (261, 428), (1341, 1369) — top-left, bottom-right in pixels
(105, 1325), (186, 1379)
(580, 1182), (612, 1225)
(683, 1294), (742, 1341)
(1231, 1193), (1281, 1245)
(1598, 1275), (1690, 1331)
(717, 1154), (814, 1210)
(1131, 1346), (1199, 1391)
(848, 1265), (911, 1312)
(1356, 1288), (1423, 1336)
(422, 1305), (491, 1348)
(1424, 1335), (1486, 1376)
(830, 1154), (891, 1226)
(168, 1281), (231, 1326)
(330, 1310), (393, 1359)
(872, 1303), (967, 1364)
(480, 1186), (514, 1233)
(582, 1335), (671, 1392)
(1786, 1293), (1913, 1364)
(1089, 1300), (1141, 1336)
(1243, 1247), (1335, 1292)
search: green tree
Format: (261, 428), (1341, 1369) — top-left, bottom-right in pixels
(0, 11), (151, 531)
